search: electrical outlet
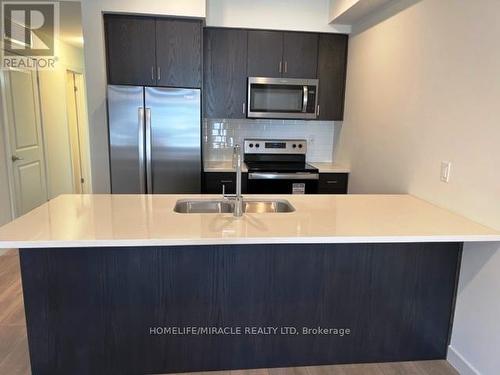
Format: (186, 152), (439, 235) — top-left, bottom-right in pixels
(440, 161), (452, 183)
(308, 134), (315, 145)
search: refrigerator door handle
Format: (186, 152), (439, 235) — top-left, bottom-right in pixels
(145, 108), (153, 194)
(138, 107), (146, 193)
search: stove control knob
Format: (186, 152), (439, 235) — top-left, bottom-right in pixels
(292, 144), (297, 148)
(255, 143), (260, 148)
(298, 144), (303, 149)
(249, 143), (254, 148)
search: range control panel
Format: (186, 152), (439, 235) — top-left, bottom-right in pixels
(243, 139), (307, 155)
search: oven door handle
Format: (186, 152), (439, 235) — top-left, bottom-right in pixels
(248, 172), (319, 180)
(302, 86), (308, 113)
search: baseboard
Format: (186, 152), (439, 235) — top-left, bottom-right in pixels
(448, 345), (481, 375)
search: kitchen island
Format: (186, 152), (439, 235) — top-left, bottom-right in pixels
(0, 194), (499, 375)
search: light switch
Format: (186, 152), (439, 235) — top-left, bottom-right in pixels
(440, 161), (452, 183)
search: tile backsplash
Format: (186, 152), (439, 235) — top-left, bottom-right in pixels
(203, 119), (338, 162)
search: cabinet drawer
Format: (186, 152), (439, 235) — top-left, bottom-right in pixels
(203, 173), (247, 194)
(318, 173), (348, 194)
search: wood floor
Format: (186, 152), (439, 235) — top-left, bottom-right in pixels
(0, 249), (459, 375)
(0, 249), (30, 374)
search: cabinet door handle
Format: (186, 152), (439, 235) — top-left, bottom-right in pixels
(220, 180), (233, 184)
(316, 105), (320, 116)
(242, 102), (246, 114)
(327, 180), (339, 184)
(157, 67), (161, 81)
(151, 66), (154, 81)
(279, 61), (282, 73)
(284, 61), (288, 73)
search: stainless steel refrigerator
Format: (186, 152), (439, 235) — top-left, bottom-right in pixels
(107, 85), (201, 194)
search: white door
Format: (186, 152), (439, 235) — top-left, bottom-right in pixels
(2, 68), (48, 216)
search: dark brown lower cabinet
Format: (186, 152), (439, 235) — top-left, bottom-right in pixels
(318, 173), (349, 194)
(20, 242), (462, 374)
(203, 172), (348, 194)
(203, 172), (247, 194)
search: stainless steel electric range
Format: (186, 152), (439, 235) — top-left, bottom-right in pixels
(244, 139), (319, 194)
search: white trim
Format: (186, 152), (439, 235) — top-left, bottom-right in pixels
(448, 345), (481, 375)
(0, 69), (17, 219)
(34, 67), (50, 203)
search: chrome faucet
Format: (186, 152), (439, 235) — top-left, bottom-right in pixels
(223, 144), (244, 217)
(234, 145), (243, 217)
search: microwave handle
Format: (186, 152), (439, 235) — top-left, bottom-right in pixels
(302, 86), (308, 113)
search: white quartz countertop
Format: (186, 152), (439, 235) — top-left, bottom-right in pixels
(203, 161), (349, 173)
(309, 162), (350, 173)
(0, 194), (499, 248)
(204, 161), (248, 173)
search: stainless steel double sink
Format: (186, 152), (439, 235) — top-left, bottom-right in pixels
(174, 199), (295, 214)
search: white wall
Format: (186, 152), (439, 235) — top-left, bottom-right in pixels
(207, 0), (350, 33)
(336, 0), (500, 374)
(81, 0), (206, 193)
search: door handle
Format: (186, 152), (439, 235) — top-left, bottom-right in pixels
(138, 107), (146, 194)
(284, 61), (288, 73)
(248, 172), (319, 180)
(11, 155), (23, 162)
(145, 108), (152, 194)
(302, 86), (308, 113)
(157, 67), (161, 81)
(279, 61), (282, 74)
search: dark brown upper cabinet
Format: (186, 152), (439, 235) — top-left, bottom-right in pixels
(317, 34), (348, 121)
(104, 15), (202, 88)
(247, 30), (283, 77)
(247, 30), (318, 78)
(282, 32), (318, 78)
(156, 19), (201, 88)
(203, 28), (248, 119)
(104, 15), (156, 86)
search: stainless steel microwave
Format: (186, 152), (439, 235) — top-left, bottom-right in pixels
(247, 77), (319, 119)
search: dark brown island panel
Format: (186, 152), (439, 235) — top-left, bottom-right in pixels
(20, 242), (461, 375)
